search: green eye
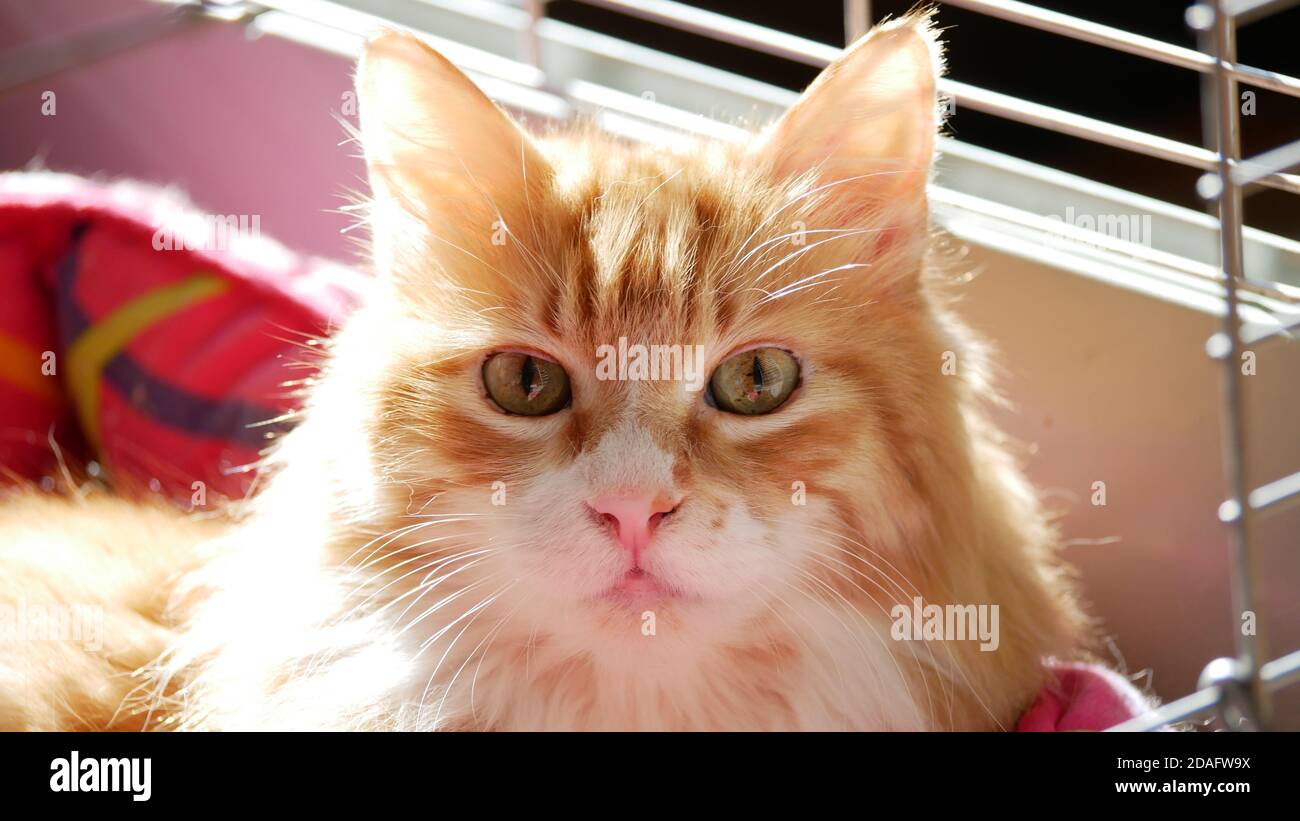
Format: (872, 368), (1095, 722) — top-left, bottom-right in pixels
(709, 347), (799, 415)
(483, 353), (571, 416)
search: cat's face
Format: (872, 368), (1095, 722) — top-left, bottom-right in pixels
(349, 19), (951, 662)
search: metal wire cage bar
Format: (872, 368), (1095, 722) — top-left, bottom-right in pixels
(1111, 0), (1300, 732)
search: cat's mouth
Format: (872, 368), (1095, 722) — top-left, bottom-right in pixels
(599, 567), (679, 607)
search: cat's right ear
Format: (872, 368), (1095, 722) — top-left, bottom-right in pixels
(356, 31), (553, 274)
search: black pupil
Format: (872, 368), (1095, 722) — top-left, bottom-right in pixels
(521, 356), (537, 398)
(751, 355), (763, 394)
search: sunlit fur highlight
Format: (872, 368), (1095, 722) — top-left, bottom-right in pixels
(0, 11), (1090, 730)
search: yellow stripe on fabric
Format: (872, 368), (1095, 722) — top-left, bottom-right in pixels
(67, 273), (229, 448)
(0, 330), (61, 403)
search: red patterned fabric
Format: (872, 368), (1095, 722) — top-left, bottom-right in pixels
(0, 172), (363, 502)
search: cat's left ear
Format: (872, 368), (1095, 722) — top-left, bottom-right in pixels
(752, 11), (942, 214)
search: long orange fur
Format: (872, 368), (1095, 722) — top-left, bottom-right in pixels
(0, 12), (1090, 730)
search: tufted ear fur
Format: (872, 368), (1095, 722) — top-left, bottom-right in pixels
(356, 31), (554, 287)
(752, 12), (942, 226)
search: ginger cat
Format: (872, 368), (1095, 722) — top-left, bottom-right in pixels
(0, 12), (1088, 731)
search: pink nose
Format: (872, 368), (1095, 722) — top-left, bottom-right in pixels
(588, 493), (679, 556)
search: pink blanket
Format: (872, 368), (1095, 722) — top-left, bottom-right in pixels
(1018, 661), (1160, 731)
